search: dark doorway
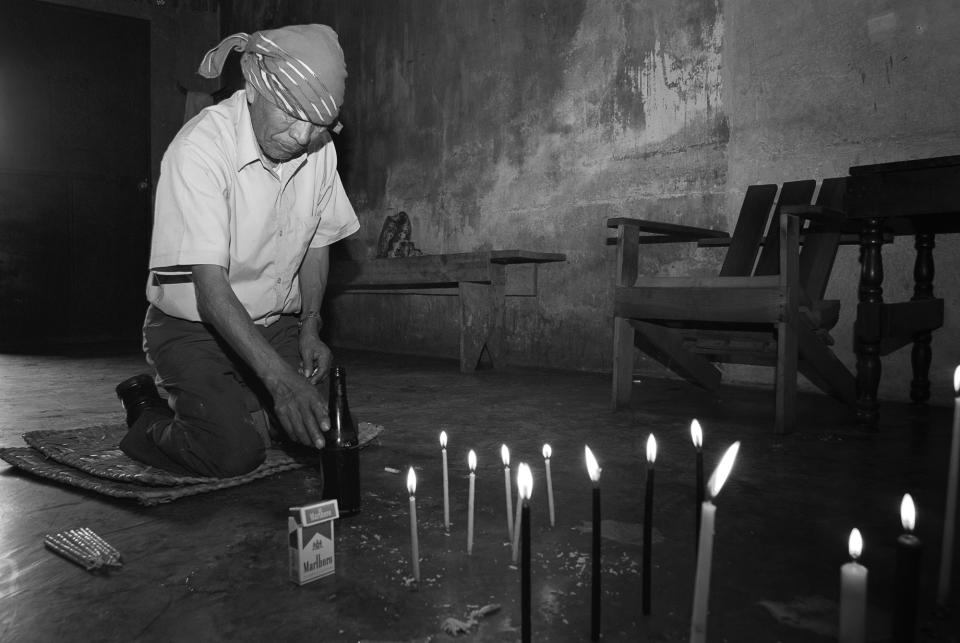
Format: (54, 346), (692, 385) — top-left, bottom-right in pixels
(0, 0), (151, 350)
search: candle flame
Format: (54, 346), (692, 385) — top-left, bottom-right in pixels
(954, 365), (960, 394)
(901, 493), (916, 532)
(406, 467), (417, 495)
(501, 444), (510, 467)
(690, 419), (703, 449)
(468, 449), (477, 472)
(439, 430), (447, 449)
(542, 443), (552, 459)
(706, 441), (740, 499)
(584, 445), (601, 483)
(517, 462), (533, 501)
(646, 434), (658, 464)
(848, 528), (863, 560)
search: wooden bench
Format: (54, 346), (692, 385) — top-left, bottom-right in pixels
(328, 250), (566, 371)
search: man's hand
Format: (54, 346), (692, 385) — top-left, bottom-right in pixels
(192, 264), (331, 451)
(299, 330), (333, 386)
(268, 370), (331, 449)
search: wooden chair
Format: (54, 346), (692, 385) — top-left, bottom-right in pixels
(609, 178), (857, 433)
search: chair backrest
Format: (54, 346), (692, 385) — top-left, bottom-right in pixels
(718, 184), (778, 277)
(798, 177), (845, 300)
(754, 180), (817, 276)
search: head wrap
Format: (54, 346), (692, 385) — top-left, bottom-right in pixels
(198, 24), (346, 129)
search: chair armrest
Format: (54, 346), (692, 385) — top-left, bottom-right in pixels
(606, 217), (730, 245)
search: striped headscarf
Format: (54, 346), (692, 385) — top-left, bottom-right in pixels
(198, 24), (346, 129)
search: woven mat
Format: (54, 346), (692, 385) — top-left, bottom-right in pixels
(0, 422), (384, 505)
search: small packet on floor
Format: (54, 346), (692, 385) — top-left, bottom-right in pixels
(44, 527), (122, 571)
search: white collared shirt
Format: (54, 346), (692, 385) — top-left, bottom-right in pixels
(146, 90), (359, 326)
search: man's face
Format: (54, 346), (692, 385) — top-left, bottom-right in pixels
(246, 84), (332, 162)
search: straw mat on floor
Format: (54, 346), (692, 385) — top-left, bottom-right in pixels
(0, 422), (384, 505)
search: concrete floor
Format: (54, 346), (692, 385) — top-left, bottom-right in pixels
(0, 344), (958, 642)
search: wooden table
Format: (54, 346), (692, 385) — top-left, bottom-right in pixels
(328, 250), (566, 372)
(790, 156), (960, 429)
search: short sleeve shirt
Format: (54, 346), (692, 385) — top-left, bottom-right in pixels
(146, 90), (359, 326)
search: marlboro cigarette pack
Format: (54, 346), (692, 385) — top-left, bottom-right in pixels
(288, 499), (339, 585)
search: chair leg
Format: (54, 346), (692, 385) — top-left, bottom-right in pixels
(612, 317), (635, 410)
(775, 320), (798, 434)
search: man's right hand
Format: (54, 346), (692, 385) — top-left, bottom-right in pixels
(192, 264), (331, 451)
(267, 370), (331, 450)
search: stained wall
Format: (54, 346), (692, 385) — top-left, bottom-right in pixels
(228, 1), (960, 403)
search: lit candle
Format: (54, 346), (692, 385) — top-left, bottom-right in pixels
(893, 493), (922, 643)
(691, 419), (704, 555)
(512, 479), (523, 564)
(467, 450), (477, 555)
(518, 463), (534, 643)
(543, 444), (556, 527)
(407, 467), (420, 583)
(585, 445), (602, 642)
(938, 366), (960, 606)
(502, 444), (514, 541)
(839, 527), (868, 643)
(440, 431), (450, 532)
(690, 441), (740, 643)
(643, 433), (657, 615)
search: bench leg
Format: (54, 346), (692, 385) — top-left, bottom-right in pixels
(611, 317), (634, 410)
(459, 268), (506, 372)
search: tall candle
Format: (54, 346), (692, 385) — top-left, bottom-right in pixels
(938, 366), (960, 606)
(691, 419), (704, 556)
(643, 433), (657, 615)
(407, 467), (420, 583)
(543, 444), (556, 527)
(585, 445), (602, 642)
(518, 463), (534, 643)
(502, 444), (514, 541)
(467, 450), (477, 555)
(440, 431), (450, 532)
(690, 441), (740, 643)
(512, 482), (523, 564)
(893, 494), (922, 643)
(839, 528), (867, 643)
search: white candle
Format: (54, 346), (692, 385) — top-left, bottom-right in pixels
(938, 366), (960, 606)
(690, 441), (740, 643)
(407, 467), (420, 582)
(512, 477), (523, 563)
(440, 431), (450, 532)
(502, 444), (514, 541)
(467, 450), (477, 555)
(543, 444), (555, 527)
(839, 528), (867, 643)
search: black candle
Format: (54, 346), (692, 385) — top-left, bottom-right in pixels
(692, 420), (704, 556)
(643, 434), (657, 615)
(893, 494), (922, 643)
(518, 463), (533, 643)
(585, 446), (602, 642)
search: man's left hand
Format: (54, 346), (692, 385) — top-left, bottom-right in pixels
(299, 332), (333, 385)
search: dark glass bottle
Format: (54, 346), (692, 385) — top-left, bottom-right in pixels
(322, 365), (361, 515)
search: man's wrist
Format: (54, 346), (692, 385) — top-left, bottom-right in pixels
(298, 311), (323, 332)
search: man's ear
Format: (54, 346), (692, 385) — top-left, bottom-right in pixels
(244, 80), (257, 104)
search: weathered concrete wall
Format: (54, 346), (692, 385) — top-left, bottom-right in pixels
(223, 0), (960, 404)
(723, 0), (960, 404)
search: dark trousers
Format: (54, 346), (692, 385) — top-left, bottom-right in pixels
(119, 305), (310, 478)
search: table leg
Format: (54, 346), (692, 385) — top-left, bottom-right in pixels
(458, 267), (506, 372)
(855, 218), (884, 430)
(910, 232), (935, 404)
